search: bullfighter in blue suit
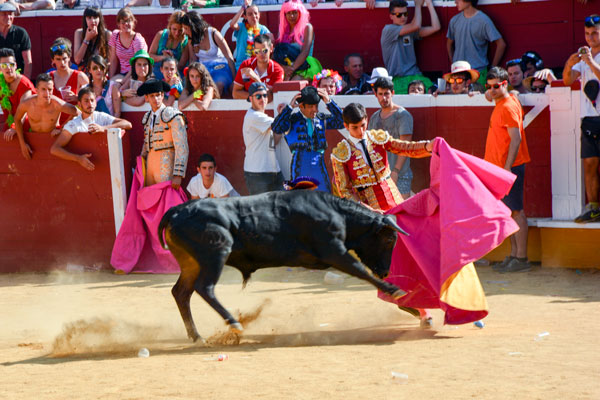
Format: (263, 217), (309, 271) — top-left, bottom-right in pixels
(272, 85), (344, 192)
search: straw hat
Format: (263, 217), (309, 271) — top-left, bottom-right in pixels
(442, 61), (480, 82)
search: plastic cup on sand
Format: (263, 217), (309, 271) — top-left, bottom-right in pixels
(59, 86), (71, 100)
(391, 371), (408, 384)
(137, 348), (150, 357)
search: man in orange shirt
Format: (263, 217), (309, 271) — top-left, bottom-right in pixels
(484, 66), (531, 273)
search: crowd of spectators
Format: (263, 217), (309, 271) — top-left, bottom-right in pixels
(1, 0), (598, 226)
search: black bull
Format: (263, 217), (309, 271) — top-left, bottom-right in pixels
(159, 190), (408, 342)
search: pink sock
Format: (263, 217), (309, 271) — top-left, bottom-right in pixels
(418, 308), (431, 319)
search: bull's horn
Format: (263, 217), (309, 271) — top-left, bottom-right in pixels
(384, 215), (410, 236)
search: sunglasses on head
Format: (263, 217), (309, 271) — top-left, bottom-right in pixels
(253, 48), (269, 55)
(506, 58), (522, 67)
(51, 44), (68, 53)
(391, 11), (408, 18)
(585, 15), (600, 27)
(447, 77), (466, 84)
(485, 80), (507, 90)
(0, 61), (16, 69)
(253, 93), (267, 100)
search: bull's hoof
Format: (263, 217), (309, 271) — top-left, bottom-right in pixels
(391, 289), (407, 299)
(229, 322), (244, 334)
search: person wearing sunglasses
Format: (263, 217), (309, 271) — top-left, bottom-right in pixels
(242, 82), (284, 195)
(0, 47), (35, 143)
(381, 0), (440, 94)
(563, 14), (600, 223)
(447, 0), (505, 87)
(230, 0), (271, 72)
(440, 60), (479, 95)
(271, 85), (344, 192)
(483, 67), (531, 273)
(233, 34), (283, 102)
(0, 2), (32, 78)
(522, 76), (548, 94)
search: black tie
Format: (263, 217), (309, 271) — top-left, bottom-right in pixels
(359, 138), (374, 170)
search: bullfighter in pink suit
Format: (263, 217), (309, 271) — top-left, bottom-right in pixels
(111, 79), (189, 274)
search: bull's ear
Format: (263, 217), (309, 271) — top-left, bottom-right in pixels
(383, 215), (409, 236)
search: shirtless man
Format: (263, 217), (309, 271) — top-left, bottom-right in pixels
(51, 86), (132, 170)
(14, 73), (80, 160)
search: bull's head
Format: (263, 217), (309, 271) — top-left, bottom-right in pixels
(352, 215), (408, 279)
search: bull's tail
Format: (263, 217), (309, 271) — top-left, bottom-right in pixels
(158, 207), (178, 250)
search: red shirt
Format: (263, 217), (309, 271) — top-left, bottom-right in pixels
(3, 75), (35, 130)
(233, 57), (284, 91)
(50, 69), (81, 126)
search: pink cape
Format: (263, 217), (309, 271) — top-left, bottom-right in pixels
(110, 157), (187, 274)
(378, 138), (519, 324)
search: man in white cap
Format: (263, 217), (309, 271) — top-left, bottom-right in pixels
(380, 0), (440, 94)
(243, 81), (283, 194)
(441, 60), (480, 95)
(0, 2), (31, 78)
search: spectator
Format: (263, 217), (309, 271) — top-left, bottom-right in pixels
(232, 33), (283, 101)
(441, 60), (479, 95)
(311, 69), (342, 96)
(365, 67), (389, 94)
(484, 67), (531, 273)
(87, 55), (121, 117)
(381, 0), (440, 94)
(272, 85), (344, 192)
(446, 0), (505, 85)
(0, 48), (35, 142)
(148, 10), (191, 80)
(62, 0), (84, 9)
(182, 11), (235, 97)
(90, 0), (162, 6)
(111, 78), (189, 275)
(563, 14), (600, 223)
(275, 0), (321, 81)
(14, 73), (80, 160)
(161, 57), (183, 106)
(17, 0), (56, 12)
(0, 3), (31, 78)
(368, 77), (414, 199)
(187, 153), (239, 199)
(73, 7), (110, 73)
(50, 86), (132, 170)
(407, 79), (425, 94)
(506, 58), (527, 94)
(119, 49), (153, 107)
(521, 50), (543, 78)
(230, 0), (271, 71)
(340, 53), (371, 95)
(108, 7), (148, 80)
(522, 76), (548, 94)
(242, 82), (283, 194)
(49, 38), (90, 127)
(179, 61), (219, 111)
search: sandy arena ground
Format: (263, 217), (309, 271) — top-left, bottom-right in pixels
(1, 265), (599, 399)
